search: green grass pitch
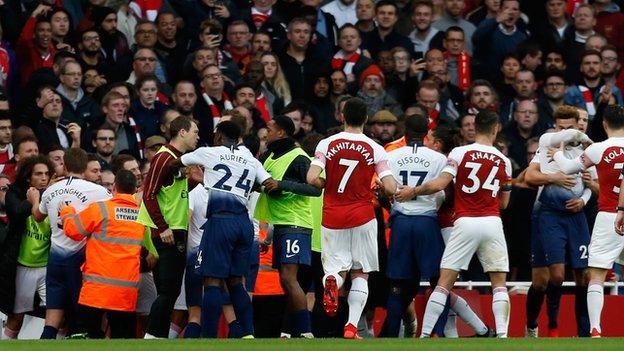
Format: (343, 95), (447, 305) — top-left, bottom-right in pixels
(2, 338), (624, 351)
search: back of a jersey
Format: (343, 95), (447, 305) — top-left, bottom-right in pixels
(313, 132), (391, 229)
(199, 146), (266, 217)
(587, 138), (624, 212)
(447, 144), (512, 218)
(40, 177), (111, 259)
(388, 145), (446, 216)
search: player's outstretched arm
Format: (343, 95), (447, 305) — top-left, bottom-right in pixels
(380, 174), (397, 197)
(524, 162), (576, 189)
(552, 151), (588, 174)
(413, 173), (453, 197)
(306, 164), (325, 189)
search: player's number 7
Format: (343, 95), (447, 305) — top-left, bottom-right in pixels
(337, 158), (359, 193)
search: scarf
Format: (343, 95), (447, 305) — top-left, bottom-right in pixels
(578, 85), (598, 116)
(356, 90), (386, 117)
(444, 52), (471, 91)
(256, 93), (271, 122)
(128, 116), (144, 159)
(251, 7), (271, 30)
(203, 92), (233, 128)
(331, 49), (361, 75)
(428, 103), (440, 130)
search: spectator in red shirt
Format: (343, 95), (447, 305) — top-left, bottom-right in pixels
(16, 5), (57, 87)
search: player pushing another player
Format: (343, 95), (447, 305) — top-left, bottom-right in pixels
(400, 110), (513, 338)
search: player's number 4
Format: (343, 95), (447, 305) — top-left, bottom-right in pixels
(462, 162), (500, 197)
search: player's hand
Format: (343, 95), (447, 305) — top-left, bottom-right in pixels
(565, 198), (585, 213)
(581, 171), (594, 185)
(394, 185), (415, 202)
(549, 171), (576, 189)
(263, 178), (279, 193)
(26, 187), (40, 204)
(146, 253), (158, 269)
(159, 228), (174, 245)
(615, 211), (624, 235)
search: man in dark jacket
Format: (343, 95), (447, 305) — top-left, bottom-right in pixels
(56, 61), (101, 147)
(278, 18), (330, 100)
(35, 90), (82, 153)
(363, 1), (415, 59)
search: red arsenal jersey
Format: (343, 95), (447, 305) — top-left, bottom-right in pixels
(443, 143), (512, 218)
(312, 132), (392, 229)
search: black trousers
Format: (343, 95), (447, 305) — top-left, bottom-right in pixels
(76, 304), (136, 338)
(146, 230), (187, 337)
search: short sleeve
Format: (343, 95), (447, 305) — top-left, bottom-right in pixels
(373, 144), (392, 179)
(254, 159), (272, 184)
(504, 156), (513, 179)
(582, 143), (602, 167)
(38, 192), (48, 214)
(311, 138), (329, 169)
(181, 147), (212, 167)
(442, 147), (462, 177)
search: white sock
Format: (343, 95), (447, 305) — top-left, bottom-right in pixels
(420, 286), (449, 337)
(450, 292), (488, 335)
(587, 280), (604, 333)
(492, 287), (510, 338)
(168, 323), (182, 339)
(323, 273), (345, 290)
(444, 310), (458, 338)
(346, 277), (368, 327)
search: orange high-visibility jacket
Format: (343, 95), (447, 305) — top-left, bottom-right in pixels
(61, 193), (145, 312)
(253, 225), (284, 296)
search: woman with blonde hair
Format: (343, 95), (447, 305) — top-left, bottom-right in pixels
(260, 52), (291, 114)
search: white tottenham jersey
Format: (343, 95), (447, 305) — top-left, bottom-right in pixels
(188, 184), (208, 253)
(39, 176), (111, 257)
(388, 144), (446, 216)
(534, 129), (593, 211)
(181, 144), (271, 216)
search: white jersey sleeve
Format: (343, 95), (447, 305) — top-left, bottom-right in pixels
(539, 129), (590, 148)
(442, 146), (463, 177)
(253, 158), (271, 185)
(188, 185), (208, 251)
(311, 138), (329, 170)
(181, 147), (214, 167)
(372, 142), (392, 179)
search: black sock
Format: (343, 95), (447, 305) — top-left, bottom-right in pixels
(575, 285), (590, 337)
(546, 283), (562, 329)
(526, 285), (545, 329)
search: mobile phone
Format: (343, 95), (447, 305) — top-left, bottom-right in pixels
(213, 0), (225, 7)
(413, 52), (424, 60)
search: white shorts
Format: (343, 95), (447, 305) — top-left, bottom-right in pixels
(588, 212), (624, 269)
(440, 216), (509, 273)
(14, 266), (46, 314)
(441, 227), (453, 245)
(136, 272), (157, 316)
(321, 218), (378, 274)
(174, 271), (187, 311)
